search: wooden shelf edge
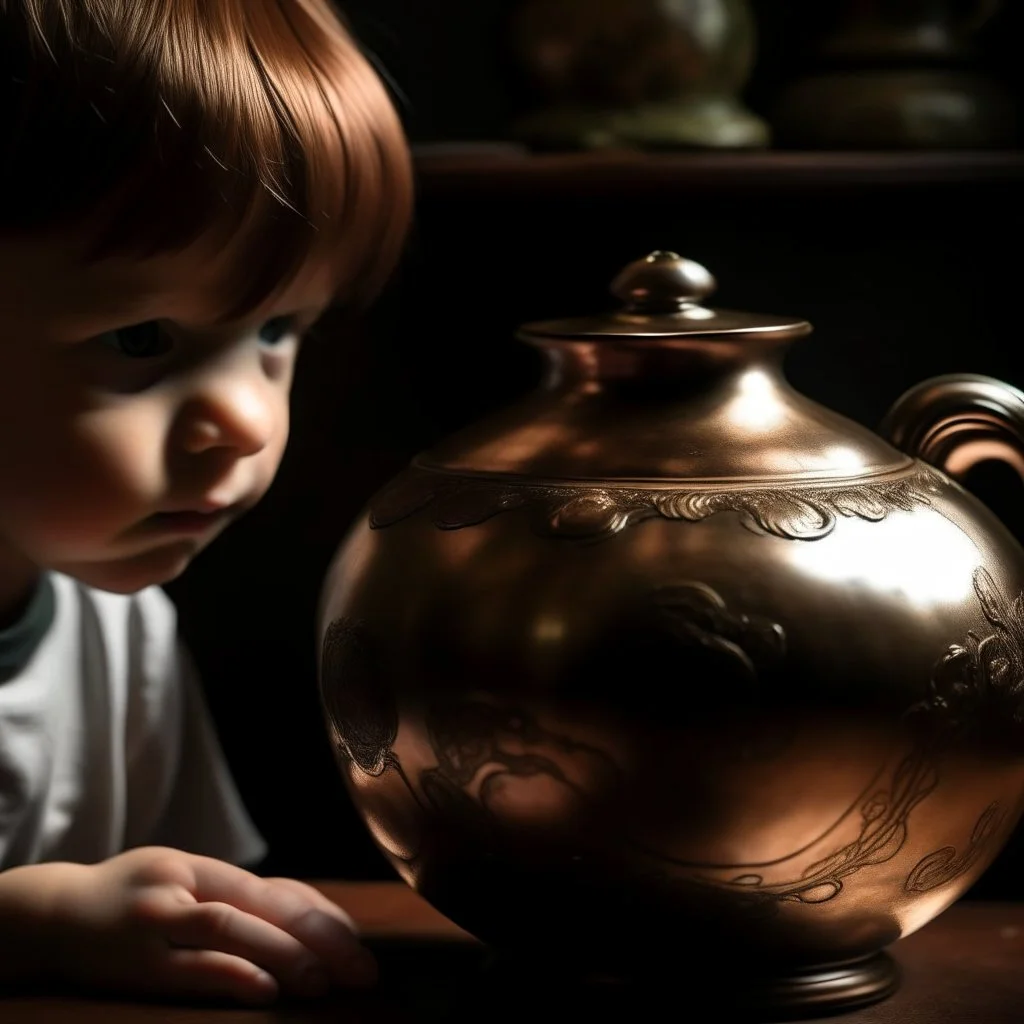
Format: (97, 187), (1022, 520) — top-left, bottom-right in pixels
(412, 146), (1024, 194)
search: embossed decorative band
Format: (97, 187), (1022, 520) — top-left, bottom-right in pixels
(369, 462), (946, 541)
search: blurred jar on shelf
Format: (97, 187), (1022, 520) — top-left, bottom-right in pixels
(771, 0), (1017, 149)
(507, 0), (769, 151)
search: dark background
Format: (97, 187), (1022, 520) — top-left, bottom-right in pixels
(167, 1), (1024, 899)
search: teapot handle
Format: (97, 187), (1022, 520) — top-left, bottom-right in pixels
(881, 374), (1024, 483)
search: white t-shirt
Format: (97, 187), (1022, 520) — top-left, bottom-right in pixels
(0, 573), (266, 869)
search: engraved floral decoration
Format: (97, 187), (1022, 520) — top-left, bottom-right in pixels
(320, 618), (397, 776)
(319, 617), (426, 814)
(319, 618), (429, 868)
(707, 748), (942, 906)
(653, 470), (941, 541)
(653, 581), (786, 686)
(419, 699), (621, 835)
(913, 567), (1024, 741)
(647, 750), (993, 912)
(369, 463), (945, 542)
(905, 803), (1004, 894)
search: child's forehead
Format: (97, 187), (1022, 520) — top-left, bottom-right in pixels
(1, 226), (337, 328)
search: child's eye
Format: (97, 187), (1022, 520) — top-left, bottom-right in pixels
(99, 321), (171, 359)
(259, 315), (297, 346)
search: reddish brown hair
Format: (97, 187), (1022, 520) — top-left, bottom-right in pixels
(0, 0), (413, 317)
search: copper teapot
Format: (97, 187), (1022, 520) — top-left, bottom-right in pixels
(318, 252), (1024, 1016)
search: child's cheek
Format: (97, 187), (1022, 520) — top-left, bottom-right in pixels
(70, 404), (169, 505)
(14, 404), (173, 553)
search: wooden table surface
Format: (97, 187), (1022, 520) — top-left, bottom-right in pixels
(1, 882), (1022, 1023)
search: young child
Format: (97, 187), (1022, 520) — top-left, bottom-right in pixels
(0, 0), (412, 1006)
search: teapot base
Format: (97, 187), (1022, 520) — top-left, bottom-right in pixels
(480, 949), (900, 1020)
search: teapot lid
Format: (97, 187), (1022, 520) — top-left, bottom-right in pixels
(519, 251), (811, 342)
(419, 248), (910, 483)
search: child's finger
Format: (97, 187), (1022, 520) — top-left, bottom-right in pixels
(261, 876), (361, 933)
(158, 946), (280, 1006)
(159, 899), (332, 998)
(261, 879), (379, 987)
(183, 858), (375, 987)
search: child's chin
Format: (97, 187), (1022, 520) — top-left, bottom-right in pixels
(60, 542), (200, 594)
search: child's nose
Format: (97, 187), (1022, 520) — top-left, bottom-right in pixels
(179, 378), (277, 457)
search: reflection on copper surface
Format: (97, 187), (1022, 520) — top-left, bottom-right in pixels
(786, 509), (981, 605)
(822, 445), (874, 472)
(945, 439), (1024, 477)
(681, 305), (716, 321)
(726, 367), (789, 431)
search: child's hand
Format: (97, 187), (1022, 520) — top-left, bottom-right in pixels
(33, 846), (376, 1005)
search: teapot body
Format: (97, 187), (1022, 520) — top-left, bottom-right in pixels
(321, 460), (1024, 969)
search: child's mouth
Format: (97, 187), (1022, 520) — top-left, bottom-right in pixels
(147, 508), (233, 536)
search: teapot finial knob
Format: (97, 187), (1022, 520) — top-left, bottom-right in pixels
(610, 251), (717, 313)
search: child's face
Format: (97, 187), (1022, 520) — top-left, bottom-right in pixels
(0, 228), (334, 594)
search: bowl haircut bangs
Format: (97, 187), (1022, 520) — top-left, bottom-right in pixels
(0, 0), (414, 321)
